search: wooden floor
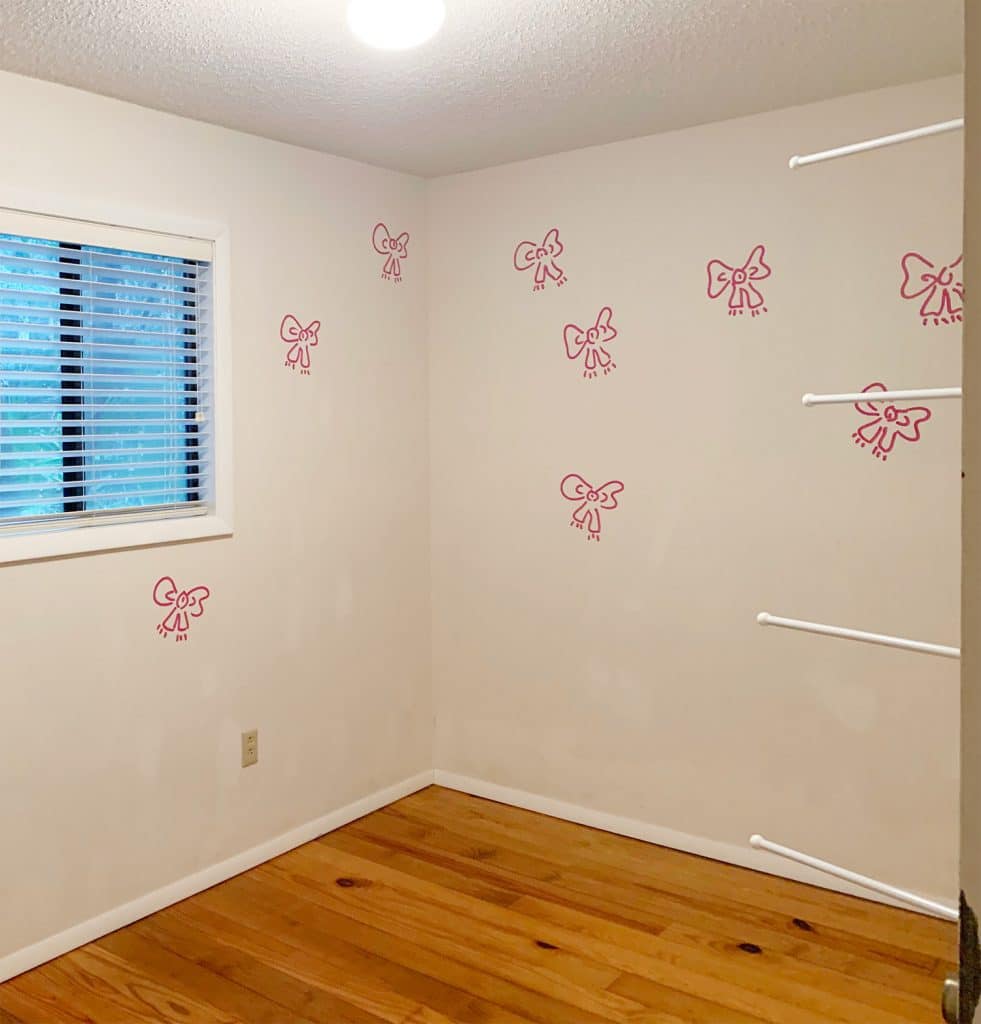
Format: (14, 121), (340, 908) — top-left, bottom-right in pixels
(0, 786), (956, 1023)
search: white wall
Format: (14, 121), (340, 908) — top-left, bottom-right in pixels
(0, 68), (964, 969)
(0, 71), (433, 960)
(428, 75), (963, 904)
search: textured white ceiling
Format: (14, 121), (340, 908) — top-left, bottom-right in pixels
(0, 0), (963, 177)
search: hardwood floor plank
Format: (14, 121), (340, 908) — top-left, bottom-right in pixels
(327, 824), (945, 1006)
(606, 973), (770, 1024)
(353, 800), (951, 972)
(240, 866), (643, 1022)
(188, 874), (600, 1024)
(9, 947), (239, 1024)
(0, 1000), (29, 1024)
(170, 899), (453, 1024)
(294, 839), (928, 1022)
(96, 924), (323, 1024)
(394, 789), (954, 960)
(0, 786), (952, 1024)
(657, 922), (936, 1018)
(511, 893), (943, 1006)
(276, 841), (630, 991)
(293, 840), (891, 1024)
(0, 986), (84, 1024)
(153, 906), (394, 1024)
(406, 789), (951, 934)
(326, 829), (526, 908)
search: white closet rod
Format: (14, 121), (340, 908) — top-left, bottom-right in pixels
(789, 118), (964, 169)
(756, 612), (960, 659)
(750, 834), (958, 921)
(802, 387), (962, 407)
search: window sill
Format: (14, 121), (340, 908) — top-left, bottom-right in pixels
(0, 515), (233, 566)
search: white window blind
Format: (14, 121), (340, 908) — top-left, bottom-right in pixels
(0, 212), (214, 536)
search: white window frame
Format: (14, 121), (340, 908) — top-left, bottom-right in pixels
(0, 188), (233, 565)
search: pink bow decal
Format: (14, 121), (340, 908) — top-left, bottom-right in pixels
(153, 576), (211, 642)
(373, 222), (409, 282)
(281, 314), (320, 375)
(514, 228), (568, 292)
(707, 244), (771, 316)
(564, 307), (617, 379)
(900, 252), (963, 326)
(560, 474), (624, 542)
(852, 383), (932, 462)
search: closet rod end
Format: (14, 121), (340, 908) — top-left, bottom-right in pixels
(788, 155), (802, 170)
(757, 612), (772, 626)
(750, 834), (765, 849)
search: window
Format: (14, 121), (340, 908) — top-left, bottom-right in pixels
(0, 205), (231, 561)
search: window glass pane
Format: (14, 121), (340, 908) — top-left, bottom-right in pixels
(0, 231), (209, 527)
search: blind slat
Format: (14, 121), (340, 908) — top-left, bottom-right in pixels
(2, 433), (206, 445)
(0, 269), (199, 305)
(0, 472), (203, 497)
(1, 402), (206, 413)
(0, 458), (207, 480)
(0, 251), (203, 284)
(1, 420), (205, 432)
(0, 302), (207, 331)
(0, 429), (211, 446)
(0, 285), (204, 314)
(0, 486), (201, 512)
(0, 390), (207, 402)
(0, 355), (206, 374)
(1, 337), (205, 359)
(1, 371), (204, 385)
(0, 489), (201, 516)
(0, 321), (201, 341)
(0, 236), (212, 274)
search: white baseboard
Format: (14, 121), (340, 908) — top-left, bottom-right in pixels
(433, 770), (958, 921)
(0, 769), (435, 984)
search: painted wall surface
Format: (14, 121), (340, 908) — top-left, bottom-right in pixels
(962, 8), (980, 1019)
(0, 71), (432, 958)
(429, 75), (963, 903)
(0, 65), (965, 967)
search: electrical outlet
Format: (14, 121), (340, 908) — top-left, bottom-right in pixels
(241, 729), (258, 768)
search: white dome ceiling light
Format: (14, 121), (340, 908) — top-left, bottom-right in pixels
(347, 0), (446, 51)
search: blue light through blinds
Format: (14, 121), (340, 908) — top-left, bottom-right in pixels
(0, 232), (212, 532)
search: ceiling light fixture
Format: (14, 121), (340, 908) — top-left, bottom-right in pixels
(347, 0), (446, 51)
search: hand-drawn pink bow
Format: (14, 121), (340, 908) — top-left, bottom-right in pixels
(900, 252), (963, 325)
(853, 383), (932, 462)
(281, 315), (320, 375)
(153, 576), (211, 642)
(707, 244), (771, 316)
(564, 307), (617, 379)
(514, 228), (568, 292)
(373, 223), (409, 282)
(560, 474), (624, 541)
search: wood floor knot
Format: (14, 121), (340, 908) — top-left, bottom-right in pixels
(335, 876), (369, 888)
(467, 847), (497, 861)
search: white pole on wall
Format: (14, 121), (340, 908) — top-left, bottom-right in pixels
(750, 834), (958, 921)
(757, 612), (960, 659)
(802, 387), (962, 407)
(789, 119), (964, 169)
